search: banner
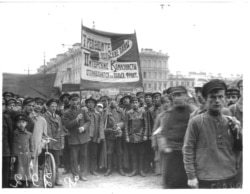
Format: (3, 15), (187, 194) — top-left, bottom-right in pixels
(80, 25), (143, 90)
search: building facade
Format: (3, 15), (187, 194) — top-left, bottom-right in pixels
(140, 48), (170, 92)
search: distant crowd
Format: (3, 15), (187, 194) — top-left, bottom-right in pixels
(2, 78), (243, 188)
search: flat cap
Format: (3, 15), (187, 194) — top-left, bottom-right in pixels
(46, 98), (59, 107)
(14, 112), (28, 122)
(120, 95), (131, 104)
(35, 97), (45, 104)
(152, 92), (161, 98)
(6, 98), (17, 105)
(69, 93), (80, 100)
(3, 91), (14, 98)
(100, 95), (109, 101)
(202, 79), (227, 98)
(85, 97), (97, 105)
(144, 92), (153, 98)
(23, 97), (35, 106)
(131, 96), (139, 103)
(171, 86), (187, 94)
(60, 93), (70, 101)
(136, 92), (144, 97)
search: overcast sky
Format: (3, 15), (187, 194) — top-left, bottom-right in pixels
(0, 0), (249, 76)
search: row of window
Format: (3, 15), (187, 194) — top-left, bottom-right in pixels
(140, 59), (167, 68)
(143, 80), (195, 91)
(143, 71), (168, 79)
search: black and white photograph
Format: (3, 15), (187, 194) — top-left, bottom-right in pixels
(1, 0), (248, 191)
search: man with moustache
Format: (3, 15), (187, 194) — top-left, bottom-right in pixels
(62, 93), (90, 182)
(158, 86), (196, 188)
(183, 79), (242, 188)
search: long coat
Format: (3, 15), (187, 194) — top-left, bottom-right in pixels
(62, 107), (90, 145)
(11, 129), (34, 181)
(43, 111), (66, 150)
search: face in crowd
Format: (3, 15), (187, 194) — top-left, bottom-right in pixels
(70, 97), (80, 109)
(116, 95), (123, 104)
(6, 102), (16, 112)
(153, 95), (161, 106)
(145, 95), (152, 105)
(195, 89), (206, 105)
(14, 102), (22, 112)
(87, 100), (96, 110)
(109, 98), (116, 108)
(63, 96), (69, 106)
(161, 95), (171, 110)
(206, 89), (225, 114)
(122, 97), (131, 106)
(226, 95), (239, 106)
(35, 101), (44, 113)
(172, 92), (187, 107)
(23, 101), (35, 114)
(101, 98), (109, 108)
(132, 99), (139, 110)
(48, 102), (58, 114)
(17, 119), (27, 131)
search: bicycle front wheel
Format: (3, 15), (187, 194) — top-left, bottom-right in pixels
(43, 152), (56, 188)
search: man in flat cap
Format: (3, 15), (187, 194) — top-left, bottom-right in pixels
(102, 97), (125, 176)
(157, 86), (196, 188)
(58, 93), (71, 116)
(62, 93), (90, 182)
(136, 91), (145, 108)
(125, 97), (148, 177)
(183, 79), (242, 188)
(85, 97), (104, 176)
(34, 97), (46, 115)
(42, 98), (66, 186)
(226, 85), (240, 107)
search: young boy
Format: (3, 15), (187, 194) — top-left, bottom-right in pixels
(10, 112), (35, 188)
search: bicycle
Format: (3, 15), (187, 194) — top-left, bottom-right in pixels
(39, 136), (57, 188)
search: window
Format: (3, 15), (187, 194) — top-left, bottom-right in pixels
(148, 72), (151, 79)
(149, 83), (151, 88)
(154, 83), (157, 90)
(170, 81), (173, 87)
(143, 72), (146, 79)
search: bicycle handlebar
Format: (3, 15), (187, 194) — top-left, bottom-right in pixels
(42, 136), (58, 142)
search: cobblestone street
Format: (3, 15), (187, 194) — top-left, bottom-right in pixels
(55, 168), (162, 189)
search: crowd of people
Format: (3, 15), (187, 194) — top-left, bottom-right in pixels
(2, 78), (243, 189)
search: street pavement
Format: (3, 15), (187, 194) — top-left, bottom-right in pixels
(55, 168), (162, 189)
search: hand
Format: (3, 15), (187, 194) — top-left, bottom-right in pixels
(126, 137), (130, 143)
(163, 147), (173, 153)
(29, 160), (34, 169)
(188, 178), (199, 188)
(143, 136), (147, 141)
(79, 127), (85, 133)
(76, 113), (83, 122)
(11, 157), (16, 163)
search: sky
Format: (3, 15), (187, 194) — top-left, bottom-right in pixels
(0, 0), (249, 77)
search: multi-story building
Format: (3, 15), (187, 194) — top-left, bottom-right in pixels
(140, 48), (170, 92)
(39, 46), (171, 93)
